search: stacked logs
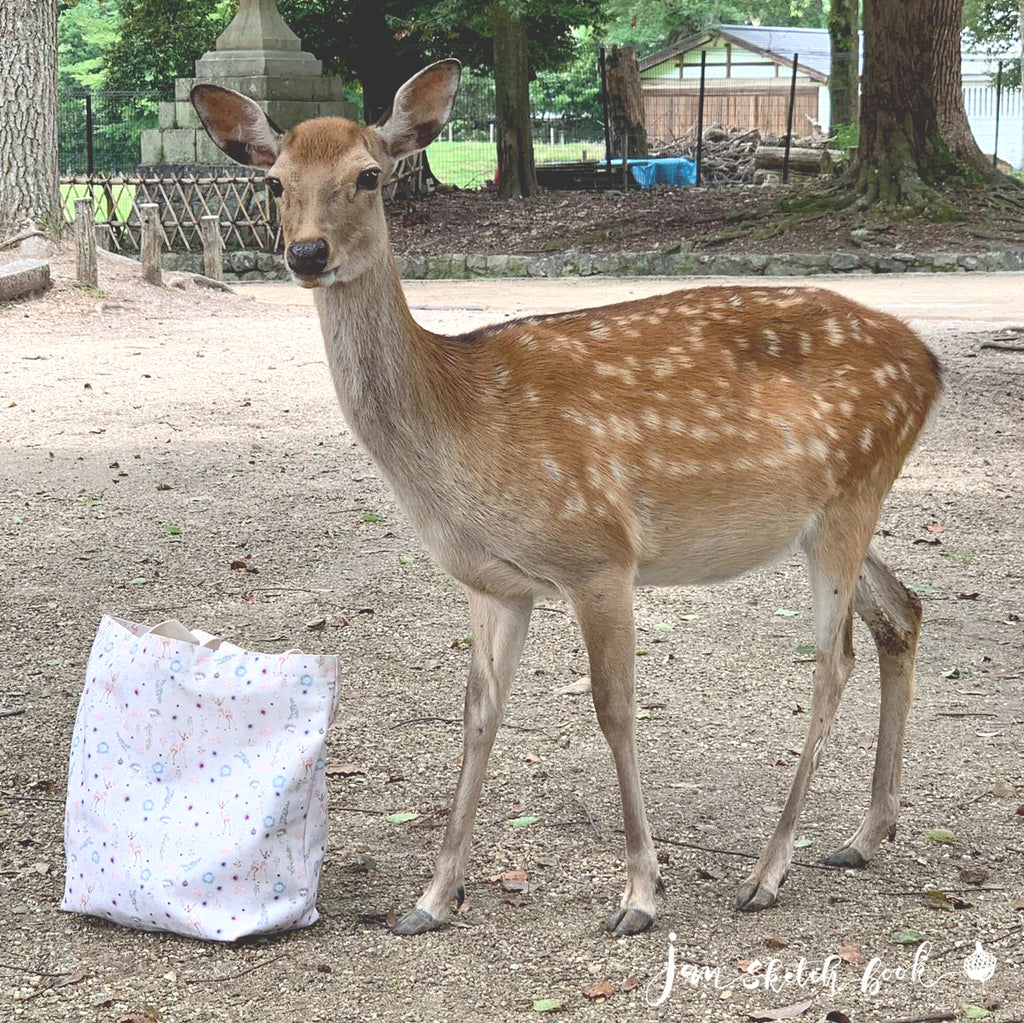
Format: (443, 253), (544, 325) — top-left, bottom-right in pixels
(650, 124), (841, 186)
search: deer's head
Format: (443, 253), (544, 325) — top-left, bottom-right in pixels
(191, 60), (461, 288)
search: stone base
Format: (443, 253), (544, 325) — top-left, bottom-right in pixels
(196, 48), (322, 79)
(0, 259), (50, 301)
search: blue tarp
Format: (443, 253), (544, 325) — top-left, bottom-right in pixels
(608, 157), (697, 188)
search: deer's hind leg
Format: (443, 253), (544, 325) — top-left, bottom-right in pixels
(825, 546), (921, 868)
(736, 495), (879, 912)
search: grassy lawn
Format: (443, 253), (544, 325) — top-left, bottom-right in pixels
(429, 139), (607, 189)
(61, 182), (137, 222)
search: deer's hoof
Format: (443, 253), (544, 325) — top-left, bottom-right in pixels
(392, 907), (442, 936)
(607, 907), (655, 936)
(735, 880), (778, 912)
(824, 846), (869, 869)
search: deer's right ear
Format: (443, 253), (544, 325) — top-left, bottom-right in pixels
(375, 59), (462, 161)
(190, 84), (284, 168)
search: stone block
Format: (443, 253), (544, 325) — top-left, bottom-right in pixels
(318, 101), (358, 120)
(139, 129), (164, 166)
(174, 102), (203, 130)
(160, 129), (198, 165)
(175, 78), (195, 102)
(195, 49), (321, 79)
(158, 102), (178, 129)
(466, 254), (488, 276)
(263, 100), (323, 128)
(312, 77), (349, 101)
(0, 259), (50, 301)
(196, 132), (232, 166)
(829, 252), (860, 271)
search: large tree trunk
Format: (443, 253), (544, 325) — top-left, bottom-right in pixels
(827, 0), (859, 129)
(493, 4), (538, 199)
(606, 45), (648, 158)
(855, 0), (983, 203)
(0, 0), (61, 240)
(931, 0), (996, 175)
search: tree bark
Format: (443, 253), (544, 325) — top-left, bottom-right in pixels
(493, 4), (538, 199)
(606, 45), (648, 158)
(855, 0), (988, 203)
(827, 0), (859, 129)
(0, 0), (61, 239)
(931, 0), (995, 175)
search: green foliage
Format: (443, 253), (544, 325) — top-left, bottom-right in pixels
(103, 0), (231, 92)
(602, 0), (827, 52)
(831, 121), (860, 150)
(964, 0), (1021, 87)
(59, 0), (121, 91)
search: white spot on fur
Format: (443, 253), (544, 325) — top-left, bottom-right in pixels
(859, 426), (873, 452)
(824, 319), (845, 346)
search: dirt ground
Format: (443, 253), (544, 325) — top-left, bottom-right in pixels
(385, 186), (1024, 258)
(1, 249), (1022, 1023)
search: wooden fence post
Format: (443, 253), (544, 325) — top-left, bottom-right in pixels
(200, 215), (223, 280)
(139, 203), (162, 286)
(74, 197), (98, 289)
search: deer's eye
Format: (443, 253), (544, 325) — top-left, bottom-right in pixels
(265, 176), (283, 198)
(356, 168), (380, 191)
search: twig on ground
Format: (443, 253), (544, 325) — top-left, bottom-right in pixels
(390, 715), (460, 729)
(333, 805), (385, 816)
(875, 1013), (956, 1023)
(642, 832), (837, 872)
(185, 952), (290, 985)
(0, 961), (77, 978)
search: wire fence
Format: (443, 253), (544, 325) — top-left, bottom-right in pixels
(59, 90), (166, 174)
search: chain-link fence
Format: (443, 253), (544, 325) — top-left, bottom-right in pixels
(59, 90), (165, 174)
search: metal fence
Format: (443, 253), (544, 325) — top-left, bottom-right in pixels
(59, 90), (166, 174)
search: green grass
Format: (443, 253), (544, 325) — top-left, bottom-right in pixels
(429, 140), (607, 189)
(61, 182), (136, 222)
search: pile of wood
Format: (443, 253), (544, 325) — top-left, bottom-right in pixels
(650, 124), (840, 186)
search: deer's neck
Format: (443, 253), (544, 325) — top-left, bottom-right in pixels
(313, 255), (445, 473)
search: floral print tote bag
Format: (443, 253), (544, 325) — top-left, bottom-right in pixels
(62, 615), (340, 941)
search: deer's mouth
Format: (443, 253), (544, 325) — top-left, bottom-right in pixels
(293, 269), (338, 289)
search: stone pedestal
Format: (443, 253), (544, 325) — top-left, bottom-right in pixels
(140, 0), (356, 168)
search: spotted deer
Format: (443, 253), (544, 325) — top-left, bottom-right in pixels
(192, 60), (943, 937)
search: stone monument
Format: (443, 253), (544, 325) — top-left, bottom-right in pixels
(140, 0), (356, 170)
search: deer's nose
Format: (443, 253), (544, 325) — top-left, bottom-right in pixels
(287, 239), (330, 275)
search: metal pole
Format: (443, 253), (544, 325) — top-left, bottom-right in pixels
(993, 61), (1003, 169)
(783, 54), (799, 184)
(599, 46), (612, 188)
(85, 90), (95, 175)
(696, 51), (707, 186)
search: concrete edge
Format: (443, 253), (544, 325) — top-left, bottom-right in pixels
(159, 248), (1024, 283)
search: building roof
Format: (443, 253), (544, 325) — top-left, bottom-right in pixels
(639, 25), (856, 83)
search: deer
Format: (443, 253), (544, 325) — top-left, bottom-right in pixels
(191, 60), (943, 937)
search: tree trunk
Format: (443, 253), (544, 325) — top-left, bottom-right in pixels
(606, 45), (648, 158)
(493, 4), (538, 199)
(827, 0), (859, 129)
(855, 0), (984, 203)
(931, 0), (996, 175)
(0, 0), (61, 240)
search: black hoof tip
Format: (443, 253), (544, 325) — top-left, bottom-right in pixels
(392, 908), (441, 936)
(607, 907), (655, 936)
(824, 847), (869, 869)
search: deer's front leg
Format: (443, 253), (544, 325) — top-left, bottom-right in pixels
(392, 590), (533, 935)
(570, 574), (662, 936)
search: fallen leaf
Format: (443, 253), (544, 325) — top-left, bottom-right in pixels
(555, 676), (591, 696)
(913, 537), (942, 546)
(892, 929), (925, 945)
(532, 998), (562, 1013)
(54, 969), (89, 990)
(926, 828), (956, 844)
(508, 815), (539, 829)
(747, 999), (813, 1021)
(488, 869), (528, 893)
(838, 939), (866, 965)
(384, 811), (419, 824)
(736, 959), (764, 974)
(825, 1012), (853, 1023)
(793, 837), (813, 849)
(523, 751), (540, 764)
(325, 762), (367, 778)
(959, 1007), (990, 1020)
(763, 932), (788, 949)
(305, 617), (327, 632)
(926, 523), (946, 534)
(1016, 804), (1024, 817)
(582, 980), (614, 1002)
(621, 974), (639, 992)
(925, 889), (957, 911)
(957, 592), (980, 600)
(774, 608), (799, 617)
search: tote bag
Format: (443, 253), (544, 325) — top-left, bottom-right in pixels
(62, 615), (340, 941)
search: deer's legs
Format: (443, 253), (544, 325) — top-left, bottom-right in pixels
(393, 590), (533, 936)
(571, 574), (662, 936)
(826, 546), (921, 868)
(736, 503), (873, 912)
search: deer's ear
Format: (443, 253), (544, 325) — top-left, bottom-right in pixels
(191, 84), (284, 168)
(375, 59), (461, 161)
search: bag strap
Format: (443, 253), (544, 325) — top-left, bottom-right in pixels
(147, 620), (223, 650)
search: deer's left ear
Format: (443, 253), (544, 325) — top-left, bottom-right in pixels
(375, 59), (462, 161)
(191, 84), (285, 168)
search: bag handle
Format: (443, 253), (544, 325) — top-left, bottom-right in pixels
(147, 620), (223, 650)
